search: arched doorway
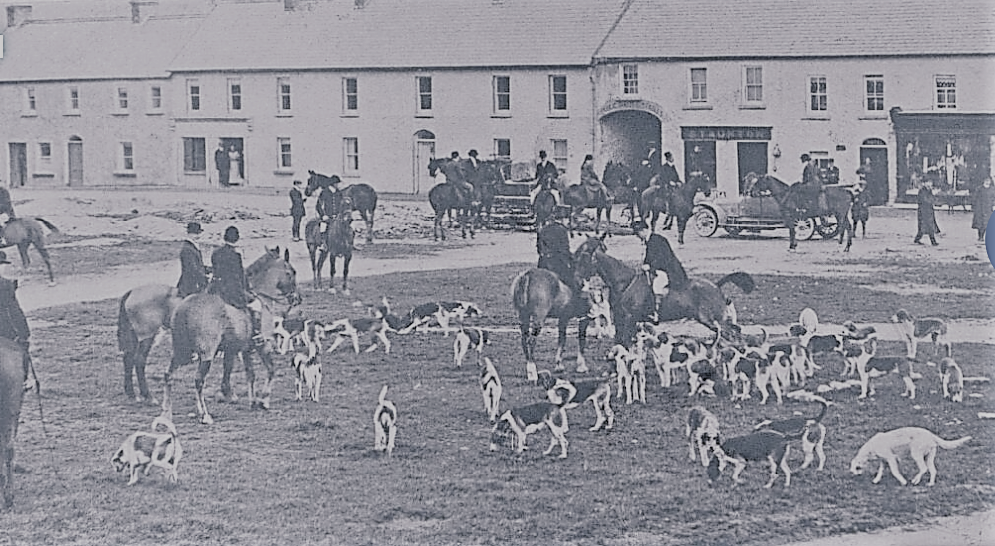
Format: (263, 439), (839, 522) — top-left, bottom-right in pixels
(599, 110), (661, 169)
(412, 129), (435, 194)
(67, 136), (83, 187)
(860, 137), (888, 205)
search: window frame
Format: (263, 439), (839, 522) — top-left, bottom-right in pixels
(689, 67), (708, 105)
(66, 86), (80, 115)
(119, 141), (135, 172)
(277, 77), (292, 114)
(343, 137), (359, 174)
(493, 75), (511, 115)
(864, 75), (884, 112)
(182, 137), (207, 173)
(36, 141), (53, 173)
(24, 86), (36, 115)
(808, 75), (828, 114)
(621, 64), (639, 96)
(935, 75), (956, 109)
(187, 79), (201, 112)
(494, 138), (511, 161)
(228, 78), (242, 112)
(277, 137), (293, 170)
(742, 65), (764, 108)
(548, 74), (567, 114)
(342, 77), (358, 114)
(149, 85), (163, 113)
(416, 76), (433, 116)
(550, 139), (568, 172)
(116, 86), (129, 113)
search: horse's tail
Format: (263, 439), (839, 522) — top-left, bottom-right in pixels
(117, 290), (138, 356)
(511, 271), (529, 312)
(716, 272), (755, 295)
(33, 217), (60, 234)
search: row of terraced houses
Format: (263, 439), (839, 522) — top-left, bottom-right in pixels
(1, 0), (993, 204)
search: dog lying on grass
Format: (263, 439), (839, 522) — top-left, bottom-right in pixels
(850, 427), (971, 486)
(111, 415), (182, 486)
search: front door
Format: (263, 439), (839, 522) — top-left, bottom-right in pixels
(8, 143), (27, 187)
(859, 147), (889, 206)
(413, 139), (435, 194)
(685, 140), (716, 187)
(220, 137), (245, 184)
(737, 142), (768, 195)
(68, 139), (84, 186)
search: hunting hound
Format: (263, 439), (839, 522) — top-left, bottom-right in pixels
(686, 406), (721, 467)
(292, 319), (325, 402)
(538, 370), (615, 432)
(755, 393), (831, 471)
(850, 427), (971, 486)
(373, 385), (397, 456)
(454, 326), (491, 368)
(479, 357), (503, 422)
(489, 402), (569, 459)
(708, 428), (807, 488)
(111, 415), (183, 486)
(938, 357), (965, 403)
(891, 309), (951, 361)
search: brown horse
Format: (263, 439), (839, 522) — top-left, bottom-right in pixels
(0, 337), (25, 509)
(118, 247), (299, 406)
(511, 268), (592, 382)
(305, 213), (354, 293)
(561, 183), (612, 237)
(306, 171), (378, 244)
(1, 217), (59, 284)
(640, 173), (714, 244)
(751, 174), (855, 252)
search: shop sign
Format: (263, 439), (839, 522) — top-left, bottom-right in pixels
(681, 126), (771, 141)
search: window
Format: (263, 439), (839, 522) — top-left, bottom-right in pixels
(622, 64), (639, 95)
(809, 76), (827, 112)
(24, 87), (36, 113)
(416, 76), (432, 113)
(551, 139), (567, 171)
(343, 77), (358, 112)
(149, 85), (162, 111)
(936, 75), (956, 109)
(493, 75), (511, 113)
(865, 75), (884, 111)
(116, 87), (129, 111)
(494, 138), (511, 160)
(183, 137), (206, 172)
(278, 137), (292, 169)
(277, 78), (292, 112)
(228, 79), (242, 111)
(343, 137), (359, 173)
(744, 66), (763, 104)
(187, 80), (200, 111)
(120, 142), (134, 171)
(66, 86), (80, 113)
(549, 75), (567, 112)
(37, 142), (52, 170)
(690, 68), (707, 104)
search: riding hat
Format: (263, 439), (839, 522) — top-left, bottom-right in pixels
(538, 150), (547, 159)
(451, 151), (460, 159)
(186, 221), (203, 235)
(0, 251), (10, 265)
(664, 151), (673, 160)
(329, 175), (342, 186)
(293, 179), (302, 186)
(584, 154), (594, 162)
(224, 225), (240, 244)
(469, 149), (479, 158)
(631, 219), (649, 232)
(800, 153), (811, 162)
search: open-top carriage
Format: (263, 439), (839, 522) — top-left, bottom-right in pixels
(490, 162), (570, 228)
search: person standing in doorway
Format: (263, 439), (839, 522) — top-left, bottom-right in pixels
(914, 179), (940, 246)
(228, 145), (244, 186)
(215, 142), (230, 187)
(290, 180), (306, 242)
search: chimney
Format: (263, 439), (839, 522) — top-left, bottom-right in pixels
(129, 0), (157, 24)
(283, 0), (297, 11)
(6, 5), (32, 28)
(354, 0), (369, 8)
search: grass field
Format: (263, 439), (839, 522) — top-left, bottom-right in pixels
(3, 261), (994, 545)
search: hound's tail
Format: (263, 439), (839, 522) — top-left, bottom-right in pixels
(716, 271), (755, 294)
(34, 217), (60, 234)
(378, 385), (389, 406)
(936, 435), (972, 450)
(117, 290), (138, 356)
(808, 396), (831, 424)
(151, 414), (178, 437)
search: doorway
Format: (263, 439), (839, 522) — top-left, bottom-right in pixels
(68, 137), (83, 187)
(8, 143), (27, 187)
(860, 139), (889, 205)
(685, 140), (716, 187)
(220, 137), (245, 184)
(599, 110), (661, 168)
(737, 142), (768, 194)
(412, 130), (436, 194)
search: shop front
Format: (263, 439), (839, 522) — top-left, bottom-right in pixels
(891, 108), (995, 203)
(680, 126), (771, 198)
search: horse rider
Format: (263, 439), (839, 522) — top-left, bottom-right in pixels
(316, 175), (344, 252)
(531, 150), (561, 205)
(210, 226), (264, 344)
(177, 221), (209, 298)
(798, 153), (822, 214)
(580, 154), (609, 202)
(633, 219), (689, 303)
(442, 151), (474, 196)
(0, 251), (35, 392)
(536, 220), (577, 292)
(660, 151), (682, 189)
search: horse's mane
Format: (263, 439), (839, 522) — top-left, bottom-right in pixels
(246, 250), (278, 278)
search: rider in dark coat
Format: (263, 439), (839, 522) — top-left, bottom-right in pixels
(536, 221), (577, 291)
(0, 251), (34, 391)
(535, 150), (559, 189)
(317, 175), (344, 252)
(798, 154), (822, 214)
(443, 151), (475, 197)
(177, 221), (209, 298)
(210, 226), (265, 342)
(659, 151), (681, 188)
(633, 220), (689, 291)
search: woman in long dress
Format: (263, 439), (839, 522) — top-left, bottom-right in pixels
(228, 145), (244, 185)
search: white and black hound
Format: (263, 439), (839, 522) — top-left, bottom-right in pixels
(404, 301), (482, 336)
(324, 303), (412, 355)
(891, 309), (951, 362)
(479, 357), (503, 422)
(489, 401), (569, 459)
(373, 385), (397, 456)
(111, 415), (183, 486)
(581, 280), (615, 340)
(454, 326), (491, 368)
(636, 326), (682, 388)
(686, 406), (721, 467)
(607, 344), (646, 405)
(845, 337), (918, 399)
(292, 319), (324, 402)
(538, 370), (615, 432)
(754, 394), (831, 471)
(708, 427), (807, 488)
(938, 357), (964, 403)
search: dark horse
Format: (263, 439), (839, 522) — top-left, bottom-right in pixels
(305, 212), (354, 292)
(160, 248), (301, 425)
(428, 157), (477, 240)
(0, 187), (12, 219)
(751, 174), (854, 252)
(533, 187), (559, 229)
(561, 182), (612, 237)
(0, 190), (59, 284)
(469, 160), (504, 228)
(602, 161), (640, 225)
(511, 268), (592, 382)
(306, 170), (378, 244)
(117, 247), (300, 405)
(640, 172), (714, 244)
(0, 338), (24, 509)
(575, 236), (755, 346)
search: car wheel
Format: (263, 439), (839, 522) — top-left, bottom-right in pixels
(795, 218), (816, 241)
(694, 208), (718, 237)
(817, 216), (840, 239)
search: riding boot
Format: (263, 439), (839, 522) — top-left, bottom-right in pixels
(19, 340), (34, 392)
(318, 219), (328, 252)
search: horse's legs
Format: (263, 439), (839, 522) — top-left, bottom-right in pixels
(787, 218), (798, 250)
(160, 350), (188, 421)
(317, 250), (330, 291)
(520, 318), (538, 382)
(252, 344), (275, 410)
(361, 210), (374, 244)
(133, 338), (157, 403)
(576, 317), (591, 373)
(33, 244), (54, 284)
(218, 350), (238, 403)
(840, 212), (854, 252)
(328, 255), (338, 294)
(241, 349), (258, 409)
(15, 243), (30, 269)
(193, 355), (215, 425)
(341, 254), (352, 294)
(677, 216), (688, 245)
(554, 316), (569, 372)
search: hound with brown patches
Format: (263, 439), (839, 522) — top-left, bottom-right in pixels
(891, 309), (950, 361)
(454, 326), (491, 368)
(538, 370), (615, 432)
(403, 301), (482, 336)
(373, 385), (397, 456)
(581, 280), (615, 340)
(850, 427), (971, 486)
(846, 338), (918, 399)
(686, 406), (721, 467)
(707, 428), (806, 488)
(489, 402), (569, 459)
(111, 415), (183, 486)
(292, 319), (324, 402)
(754, 395), (831, 471)
(938, 357), (964, 403)
(636, 327), (682, 388)
(479, 357), (502, 422)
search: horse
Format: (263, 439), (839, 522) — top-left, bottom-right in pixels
(574, 236), (755, 346)
(306, 170), (378, 244)
(602, 161), (639, 225)
(160, 248), (301, 425)
(305, 212), (354, 292)
(560, 182), (612, 237)
(533, 188), (559, 229)
(117, 247), (300, 404)
(751, 174), (854, 251)
(640, 172), (714, 244)
(427, 158), (477, 240)
(471, 160), (504, 228)
(510, 268), (592, 383)
(1, 217), (59, 284)
(0, 187), (12, 219)
(0, 338), (24, 510)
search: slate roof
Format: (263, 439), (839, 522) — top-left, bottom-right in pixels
(0, 0), (211, 82)
(169, 0), (629, 72)
(595, 0), (995, 60)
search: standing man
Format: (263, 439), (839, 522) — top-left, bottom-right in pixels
(289, 180), (306, 242)
(532, 150), (560, 204)
(215, 142), (230, 187)
(0, 251), (34, 392)
(211, 226), (264, 343)
(914, 179), (940, 246)
(177, 221), (209, 298)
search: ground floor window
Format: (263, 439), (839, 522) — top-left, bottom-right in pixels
(898, 132), (989, 195)
(120, 142), (134, 171)
(494, 138), (511, 160)
(183, 137), (206, 172)
(278, 137), (292, 169)
(550, 139), (567, 171)
(343, 137), (359, 173)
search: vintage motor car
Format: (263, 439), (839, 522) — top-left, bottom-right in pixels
(693, 182), (842, 240)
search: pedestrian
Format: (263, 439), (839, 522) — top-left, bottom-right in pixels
(971, 176), (995, 242)
(289, 180), (306, 242)
(210, 226), (264, 343)
(0, 251), (35, 392)
(851, 174), (870, 238)
(914, 179), (940, 246)
(177, 221), (209, 298)
(214, 141), (230, 187)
